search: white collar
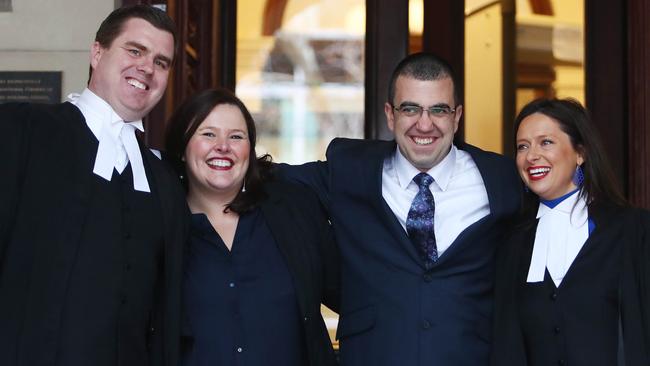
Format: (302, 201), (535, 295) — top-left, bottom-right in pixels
(536, 191), (589, 227)
(394, 144), (456, 191)
(68, 88), (150, 192)
(527, 191), (589, 286)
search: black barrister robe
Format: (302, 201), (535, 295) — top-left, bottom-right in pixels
(491, 204), (650, 366)
(0, 102), (188, 366)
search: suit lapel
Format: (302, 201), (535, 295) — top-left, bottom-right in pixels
(559, 205), (619, 288)
(518, 205), (621, 290)
(421, 144), (503, 266)
(360, 141), (424, 268)
(462, 143), (503, 217)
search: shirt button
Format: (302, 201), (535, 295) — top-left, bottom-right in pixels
(121, 296), (127, 305)
(550, 292), (558, 300)
(124, 232), (132, 240)
(236, 347), (243, 353)
(422, 320), (431, 329)
(423, 273), (432, 282)
(554, 326), (561, 334)
(303, 316), (309, 322)
(558, 359), (566, 366)
(125, 264), (132, 271)
(229, 282), (235, 288)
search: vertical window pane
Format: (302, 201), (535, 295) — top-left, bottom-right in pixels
(515, 0), (585, 107)
(408, 0), (423, 54)
(236, 0), (365, 164)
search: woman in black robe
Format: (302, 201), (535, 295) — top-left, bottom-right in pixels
(491, 98), (650, 366)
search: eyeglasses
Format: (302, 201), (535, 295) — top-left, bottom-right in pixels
(392, 104), (457, 120)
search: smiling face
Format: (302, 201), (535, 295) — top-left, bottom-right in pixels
(385, 76), (462, 171)
(516, 112), (584, 200)
(88, 17), (174, 121)
(184, 104), (251, 200)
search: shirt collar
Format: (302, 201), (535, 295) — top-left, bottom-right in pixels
(540, 188), (580, 209)
(536, 189), (588, 227)
(70, 88), (144, 138)
(394, 144), (457, 191)
(68, 88), (150, 192)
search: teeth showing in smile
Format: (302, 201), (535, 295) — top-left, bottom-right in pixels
(127, 78), (147, 90)
(208, 159), (232, 168)
(413, 137), (433, 145)
(529, 167), (550, 177)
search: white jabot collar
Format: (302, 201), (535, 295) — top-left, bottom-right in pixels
(527, 190), (589, 286)
(67, 88), (150, 193)
(394, 144), (456, 191)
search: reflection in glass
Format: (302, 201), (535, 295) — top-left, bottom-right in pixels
(236, 0), (365, 164)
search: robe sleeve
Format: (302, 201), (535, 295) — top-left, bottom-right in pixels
(634, 209), (650, 360)
(490, 223), (530, 366)
(619, 207), (650, 365)
(0, 103), (32, 267)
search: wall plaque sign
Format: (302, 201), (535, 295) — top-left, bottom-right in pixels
(0, 0), (11, 12)
(0, 71), (62, 104)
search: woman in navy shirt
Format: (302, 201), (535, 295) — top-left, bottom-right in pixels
(491, 98), (650, 366)
(165, 88), (339, 366)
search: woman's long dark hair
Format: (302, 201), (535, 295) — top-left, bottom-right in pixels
(165, 88), (272, 214)
(514, 98), (627, 211)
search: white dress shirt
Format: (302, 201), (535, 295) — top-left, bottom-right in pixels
(382, 145), (490, 258)
(68, 88), (152, 192)
(527, 190), (589, 287)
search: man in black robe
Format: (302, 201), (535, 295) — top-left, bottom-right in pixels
(0, 5), (187, 366)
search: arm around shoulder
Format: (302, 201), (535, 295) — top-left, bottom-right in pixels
(274, 160), (331, 211)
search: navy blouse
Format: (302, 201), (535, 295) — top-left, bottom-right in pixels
(182, 208), (307, 366)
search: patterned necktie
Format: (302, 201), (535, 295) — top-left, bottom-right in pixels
(406, 173), (438, 268)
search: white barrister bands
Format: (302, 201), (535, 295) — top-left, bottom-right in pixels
(68, 89), (150, 193)
(527, 191), (589, 287)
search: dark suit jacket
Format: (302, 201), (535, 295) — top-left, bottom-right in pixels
(491, 204), (650, 366)
(262, 180), (340, 366)
(0, 102), (188, 366)
(280, 138), (521, 366)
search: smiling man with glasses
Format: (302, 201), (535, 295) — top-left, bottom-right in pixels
(281, 52), (521, 366)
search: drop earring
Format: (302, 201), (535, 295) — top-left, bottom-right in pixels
(572, 165), (584, 187)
